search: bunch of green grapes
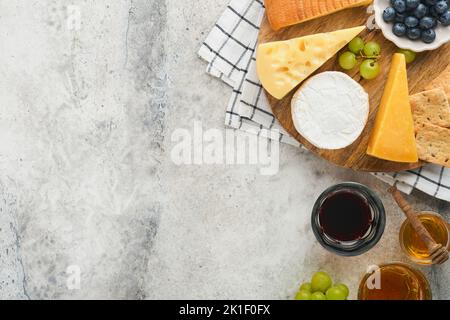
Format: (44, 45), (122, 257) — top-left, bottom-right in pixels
(295, 271), (349, 301)
(338, 37), (417, 80)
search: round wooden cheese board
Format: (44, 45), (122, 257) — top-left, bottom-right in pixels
(259, 6), (450, 172)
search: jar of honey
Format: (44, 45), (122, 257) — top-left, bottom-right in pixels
(399, 211), (450, 265)
(358, 263), (432, 300)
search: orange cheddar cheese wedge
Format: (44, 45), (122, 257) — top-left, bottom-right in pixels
(367, 53), (418, 163)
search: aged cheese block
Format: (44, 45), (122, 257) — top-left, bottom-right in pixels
(256, 26), (365, 99)
(265, 0), (373, 30)
(367, 53), (418, 163)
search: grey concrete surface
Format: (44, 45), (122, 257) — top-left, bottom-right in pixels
(0, 0), (448, 299)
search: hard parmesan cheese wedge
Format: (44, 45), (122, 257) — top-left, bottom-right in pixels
(291, 72), (369, 150)
(256, 26), (365, 100)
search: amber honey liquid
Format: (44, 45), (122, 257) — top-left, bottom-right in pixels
(358, 263), (432, 300)
(400, 212), (450, 265)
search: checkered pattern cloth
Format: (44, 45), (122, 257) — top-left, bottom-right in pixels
(198, 0), (450, 202)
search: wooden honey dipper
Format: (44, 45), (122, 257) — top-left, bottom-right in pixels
(389, 185), (449, 265)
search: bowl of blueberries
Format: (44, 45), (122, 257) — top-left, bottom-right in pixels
(374, 0), (450, 51)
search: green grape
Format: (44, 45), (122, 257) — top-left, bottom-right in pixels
(295, 290), (312, 300)
(363, 41), (381, 57)
(348, 37), (365, 54)
(339, 52), (357, 70)
(335, 283), (349, 298)
(300, 282), (312, 292)
(326, 286), (347, 300)
(397, 49), (417, 64)
(311, 271), (332, 293)
(311, 292), (327, 300)
(360, 59), (381, 80)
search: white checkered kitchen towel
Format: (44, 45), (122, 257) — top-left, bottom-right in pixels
(198, 0), (450, 202)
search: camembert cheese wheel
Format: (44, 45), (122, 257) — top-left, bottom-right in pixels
(291, 72), (369, 150)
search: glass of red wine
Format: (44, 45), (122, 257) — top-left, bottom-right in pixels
(311, 182), (386, 256)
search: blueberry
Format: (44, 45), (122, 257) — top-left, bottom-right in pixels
(405, 15), (419, 27)
(396, 12), (407, 22)
(433, 17), (439, 27)
(435, 1), (449, 14)
(421, 28), (436, 43)
(414, 3), (429, 19)
(406, 0), (420, 10)
(419, 16), (436, 28)
(383, 7), (397, 22)
(393, 0), (407, 12)
(440, 11), (450, 26)
(424, 0), (438, 5)
(407, 27), (422, 39)
(429, 5), (440, 17)
(393, 23), (407, 36)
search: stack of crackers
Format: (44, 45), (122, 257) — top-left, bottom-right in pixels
(411, 64), (450, 167)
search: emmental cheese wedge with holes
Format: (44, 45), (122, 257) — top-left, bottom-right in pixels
(265, 0), (373, 31)
(256, 26), (365, 100)
(367, 53), (418, 163)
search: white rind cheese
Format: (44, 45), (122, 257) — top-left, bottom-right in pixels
(291, 72), (369, 150)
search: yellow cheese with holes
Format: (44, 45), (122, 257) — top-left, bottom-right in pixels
(367, 53), (418, 163)
(256, 26), (365, 99)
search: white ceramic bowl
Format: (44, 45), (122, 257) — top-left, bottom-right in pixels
(374, 0), (450, 52)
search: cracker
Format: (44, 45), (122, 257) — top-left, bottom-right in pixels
(410, 89), (450, 128)
(426, 64), (450, 101)
(416, 122), (450, 167)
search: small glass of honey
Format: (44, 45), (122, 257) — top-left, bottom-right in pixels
(399, 211), (450, 266)
(358, 263), (432, 300)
